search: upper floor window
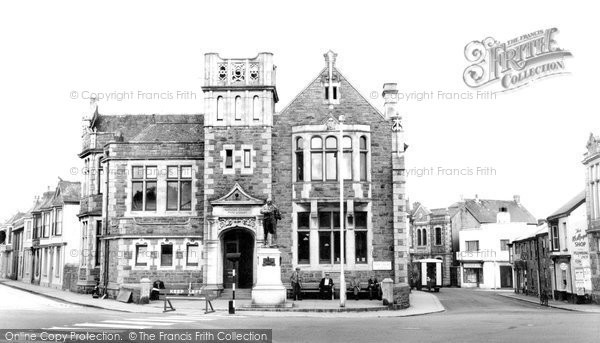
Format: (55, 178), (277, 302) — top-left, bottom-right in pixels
(325, 137), (338, 180)
(225, 150), (233, 169)
(43, 212), (50, 238)
(551, 225), (559, 251)
(54, 209), (63, 236)
(466, 240), (479, 252)
(342, 136), (352, 180)
(252, 96), (261, 120)
(296, 138), (304, 181)
(311, 137), (323, 180)
(434, 227), (442, 246)
(359, 136), (368, 181)
(500, 239), (509, 251)
(234, 96), (242, 120)
(132, 166), (157, 211)
(216, 96), (224, 121)
(166, 166), (192, 211)
(325, 85), (339, 101)
(417, 229), (422, 246)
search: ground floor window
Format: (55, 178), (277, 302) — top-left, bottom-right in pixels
(186, 244), (199, 266)
(318, 211), (346, 264)
(136, 245), (148, 266)
(354, 212), (367, 264)
(463, 268), (481, 283)
(55, 247), (61, 278)
(297, 213), (310, 264)
(161, 244), (173, 266)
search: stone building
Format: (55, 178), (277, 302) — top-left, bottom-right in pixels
(81, 51), (410, 303)
(583, 133), (600, 304)
(408, 204), (455, 287)
(509, 223), (551, 298)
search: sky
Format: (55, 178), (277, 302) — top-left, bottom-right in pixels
(0, 0), (597, 222)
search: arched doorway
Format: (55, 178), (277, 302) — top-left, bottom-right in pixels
(221, 228), (254, 289)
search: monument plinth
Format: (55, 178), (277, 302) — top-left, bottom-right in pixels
(251, 247), (287, 306)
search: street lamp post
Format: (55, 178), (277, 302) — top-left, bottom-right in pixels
(338, 114), (346, 307)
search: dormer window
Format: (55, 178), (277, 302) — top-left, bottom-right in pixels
(500, 206), (508, 212)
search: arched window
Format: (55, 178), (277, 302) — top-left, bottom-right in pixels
(422, 229), (427, 246)
(296, 137), (304, 182)
(435, 227), (442, 246)
(417, 229), (422, 246)
(311, 137), (323, 180)
(325, 136), (337, 180)
(234, 96), (242, 120)
(216, 96), (224, 121)
(359, 136), (368, 181)
(342, 136), (352, 180)
(252, 96), (261, 120)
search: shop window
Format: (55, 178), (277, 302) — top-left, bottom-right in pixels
(500, 239), (509, 251)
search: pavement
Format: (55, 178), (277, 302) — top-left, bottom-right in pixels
(498, 292), (600, 313)
(0, 279), (444, 317)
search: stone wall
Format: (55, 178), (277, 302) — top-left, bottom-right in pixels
(272, 68), (397, 280)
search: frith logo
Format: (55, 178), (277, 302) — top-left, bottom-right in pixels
(463, 28), (572, 92)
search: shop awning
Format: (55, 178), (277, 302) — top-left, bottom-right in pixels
(463, 263), (483, 268)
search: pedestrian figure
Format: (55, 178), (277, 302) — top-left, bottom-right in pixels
(290, 267), (302, 301)
(368, 276), (381, 300)
(350, 277), (361, 301)
(319, 273), (334, 300)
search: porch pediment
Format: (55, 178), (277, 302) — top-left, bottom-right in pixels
(211, 183), (265, 206)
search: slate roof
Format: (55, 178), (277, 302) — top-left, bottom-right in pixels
(131, 123), (203, 142)
(55, 180), (81, 205)
(91, 114), (203, 143)
(463, 198), (537, 224)
(512, 223), (548, 243)
(547, 190), (586, 220)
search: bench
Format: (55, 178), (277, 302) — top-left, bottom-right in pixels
(158, 288), (215, 314)
(286, 282), (374, 300)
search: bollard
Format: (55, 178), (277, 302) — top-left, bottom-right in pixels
(139, 278), (152, 304)
(228, 300), (235, 314)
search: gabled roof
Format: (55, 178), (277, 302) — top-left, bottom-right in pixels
(55, 180), (81, 204)
(547, 190), (586, 221)
(463, 198), (537, 224)
(277, 66), (384, 123)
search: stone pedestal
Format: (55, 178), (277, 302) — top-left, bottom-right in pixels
(381, 278), (393, 305)
(251, 247), (287, 306)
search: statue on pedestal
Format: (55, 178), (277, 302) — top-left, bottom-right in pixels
(260, 198), (281, 247)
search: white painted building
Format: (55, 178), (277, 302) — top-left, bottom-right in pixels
(547, 191), (591, 301)
(455, 196), (538, 289)
(35, 180), (81, 290)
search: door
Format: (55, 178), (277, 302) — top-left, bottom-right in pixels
(222, 229), (254, 289)
(500, 265), (513, 288)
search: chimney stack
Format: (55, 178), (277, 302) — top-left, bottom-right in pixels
(382, 83), (399, 119)
(513, 195), (521, 204)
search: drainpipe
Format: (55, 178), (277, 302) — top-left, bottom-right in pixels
(102, 156), (110, 295)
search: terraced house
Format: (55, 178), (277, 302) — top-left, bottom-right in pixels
(79, 51), (410, 303)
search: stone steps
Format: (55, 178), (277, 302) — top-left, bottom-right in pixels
(220, 288), (252, 299)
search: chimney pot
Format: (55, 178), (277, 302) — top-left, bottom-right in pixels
(514, 195), (521, 204)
